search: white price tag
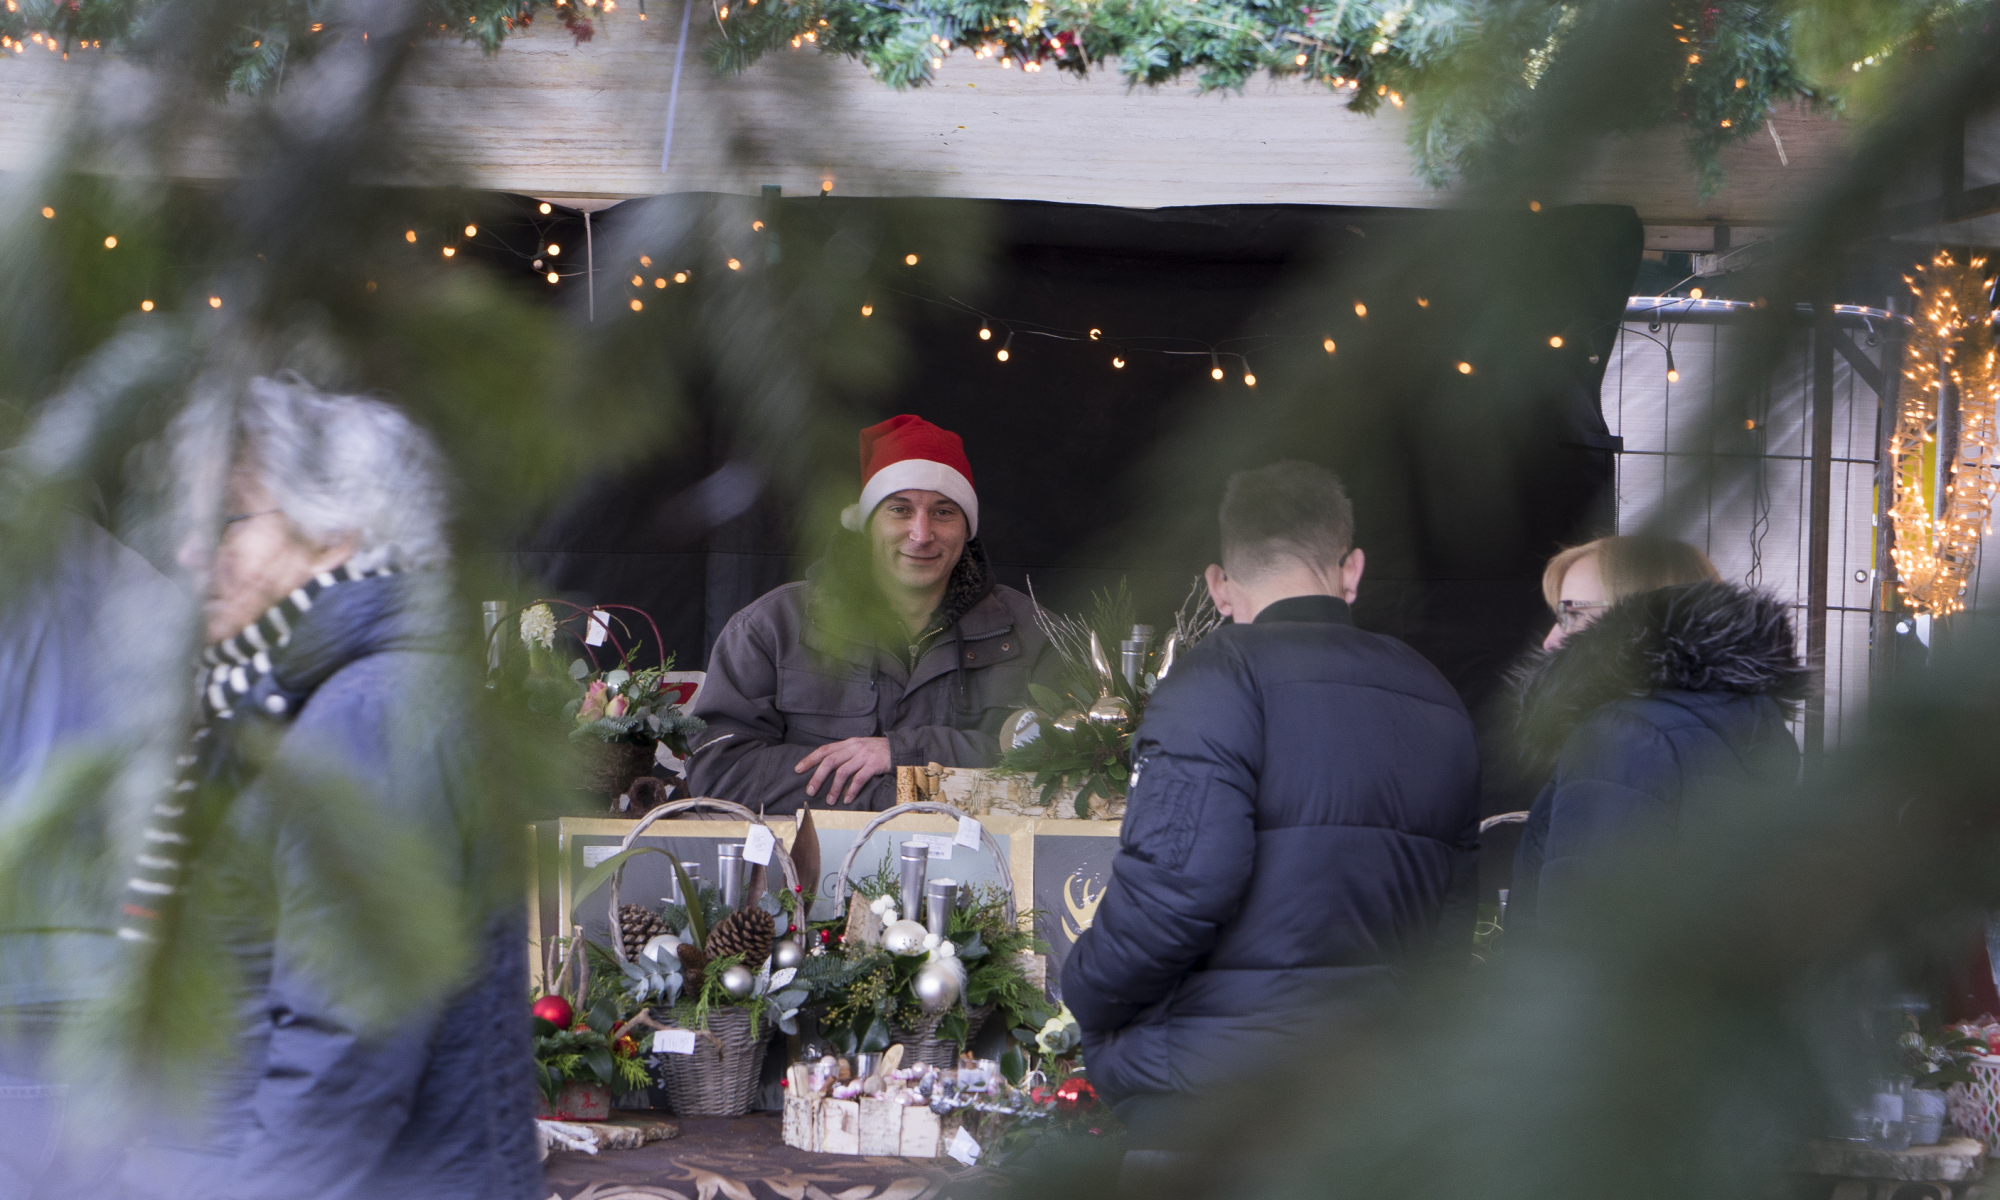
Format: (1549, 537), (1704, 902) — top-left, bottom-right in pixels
(582, 845), (621, 869)
(652, 1029), (697, 1055)
(585, 610), (609, 647)
(743, 824), (776, 866)
(946, 1126), (982, 1166)
(910, 833), (953, 861)
(955, 815), (983, 850)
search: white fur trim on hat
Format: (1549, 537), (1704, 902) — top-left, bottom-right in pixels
(851, 460), (979, 537)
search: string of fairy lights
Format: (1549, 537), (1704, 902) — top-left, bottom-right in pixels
(1887, 249), (2000, 617)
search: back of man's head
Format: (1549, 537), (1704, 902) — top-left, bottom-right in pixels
(1218, 461), (1354, 579)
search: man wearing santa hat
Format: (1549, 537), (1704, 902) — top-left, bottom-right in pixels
(687, 415), (1059, 812)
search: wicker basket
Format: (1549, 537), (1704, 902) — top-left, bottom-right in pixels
(893, 1003), (996, 1070)
(1947, 1056), (2000, 1154)
(606, 798), (803, 1118)
(831, 802), (1018, 1066)
(652, 1005), (769, 1117)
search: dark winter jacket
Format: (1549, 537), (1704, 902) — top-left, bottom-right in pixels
(687, 535), (1062, 813)
(122, 574), (541, 1200)
(1060, 595), (1481, 1104)
(1511, 581), (1807, 931)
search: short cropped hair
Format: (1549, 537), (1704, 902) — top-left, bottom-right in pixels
(1541, 535), (1718, 611)
(1218, 461), (1355, 578)
(237, 374), (451, 571)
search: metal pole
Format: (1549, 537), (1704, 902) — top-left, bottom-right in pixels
(1806, 304), (1835, 762)
(584, 210), (595, 323)
(1872, 308), (1906, 694)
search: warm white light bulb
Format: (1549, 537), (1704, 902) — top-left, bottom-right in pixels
(547, 271), (560, 284)
(546, 243), (560, 255)
(979, 327), (992, 341)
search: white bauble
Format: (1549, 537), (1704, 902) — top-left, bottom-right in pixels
(720, 964), (756, 1000)
(882, 919), (930, 956)
(640, 933), (682, 964)
(914, 961), (961, 1013)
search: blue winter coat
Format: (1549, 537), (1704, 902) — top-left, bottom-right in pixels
(1511, 581), (1806, 931)
(1060, 595), (1481, 1104)
(120, 575), (542, 1200)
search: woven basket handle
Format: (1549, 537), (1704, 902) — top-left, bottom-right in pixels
(828, 801), (1015, 927)
(607, 798), (803, 964)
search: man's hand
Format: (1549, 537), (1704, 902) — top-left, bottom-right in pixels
(794, 737), (893, 805)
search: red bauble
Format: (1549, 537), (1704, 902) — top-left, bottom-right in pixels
(1053, 1078), (1098, 1114)
(532, 995), (574, 1030)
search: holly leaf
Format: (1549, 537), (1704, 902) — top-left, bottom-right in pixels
(1001, 1046), (1026, 1084)
(585, 1044), (615, 1084)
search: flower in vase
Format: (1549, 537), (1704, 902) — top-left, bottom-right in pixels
(578, 681), (609, 722)
(520, 604), (557, 650)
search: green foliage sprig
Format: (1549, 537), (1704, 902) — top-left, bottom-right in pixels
(0, 0), (605, 97)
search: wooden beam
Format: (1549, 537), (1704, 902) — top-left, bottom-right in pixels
(0, 23), (1851, 220)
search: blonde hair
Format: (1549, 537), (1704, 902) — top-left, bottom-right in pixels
(1541, 536), (1719, 612)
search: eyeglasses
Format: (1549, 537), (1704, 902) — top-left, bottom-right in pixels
(222, 508), (281, 527)
(1556, 599), (1608, 632)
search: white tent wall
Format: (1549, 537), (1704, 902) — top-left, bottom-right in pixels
(1604, 316), (1886, 748)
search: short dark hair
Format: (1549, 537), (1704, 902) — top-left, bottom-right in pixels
(1218, 461), (1355, 577)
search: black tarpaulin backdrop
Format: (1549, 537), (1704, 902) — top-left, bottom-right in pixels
(498, 197), (1641, 759)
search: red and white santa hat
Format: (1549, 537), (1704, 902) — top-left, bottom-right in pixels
(839, 414), (979, 537)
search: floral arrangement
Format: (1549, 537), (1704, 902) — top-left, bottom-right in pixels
(585, 850), (811, 1041)
(530, 992), (654, 1104)
(506, 600), (705, 757)
(794, 862), (1055, 1078)
(995, 579), (1221, 815)
(1912, 1018), (1996, 1089)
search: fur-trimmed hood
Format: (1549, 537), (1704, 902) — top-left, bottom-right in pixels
(1515, 580), (1811, 768)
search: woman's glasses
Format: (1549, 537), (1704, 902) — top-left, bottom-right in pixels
(1556, 599), (1608, 632)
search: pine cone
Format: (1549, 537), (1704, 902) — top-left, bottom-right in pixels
(618, 904), (669, 961)
(676, 941), (710, 993)
(706, 906), (775, 971)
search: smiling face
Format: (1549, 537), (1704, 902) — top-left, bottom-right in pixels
(178, 468), (357, 644)
(867, 488), (968, 605)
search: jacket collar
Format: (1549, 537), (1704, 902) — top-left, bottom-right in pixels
(1253, 594), (1354, 626)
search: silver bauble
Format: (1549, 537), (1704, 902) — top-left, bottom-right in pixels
(772, 937), (804, 971)
(720, 964), (756, 1000)
(914, 961), (960, 1013)
(1087, 693), (1133, 728)
(882, 918), (930, 957)
(1051, 710), (1085, 733)
(1001, 708), (1046, 750)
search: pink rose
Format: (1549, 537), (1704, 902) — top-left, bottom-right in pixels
(605, 695), (629, 718)
(578, 680), (609, 722)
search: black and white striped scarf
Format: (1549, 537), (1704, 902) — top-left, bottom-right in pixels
(117, 561), (395, 942)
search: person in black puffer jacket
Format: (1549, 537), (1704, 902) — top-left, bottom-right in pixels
(1061, 462), (1480, 1160)
(1511, 536), (1809, 934)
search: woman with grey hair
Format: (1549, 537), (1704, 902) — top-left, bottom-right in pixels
(114, 375), (541, 1200)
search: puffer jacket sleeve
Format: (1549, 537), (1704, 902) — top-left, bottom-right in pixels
(687, 609), (879, 814)
(224, 659), (536, 1200)
(1535, 705), (1678, 924)
(1061, 638), (1260, 1034)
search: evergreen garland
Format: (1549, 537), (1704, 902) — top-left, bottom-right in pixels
(0, 0), (1970, 196)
